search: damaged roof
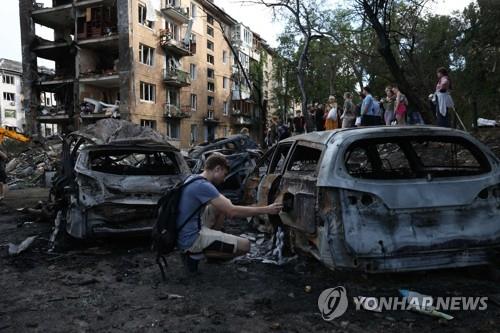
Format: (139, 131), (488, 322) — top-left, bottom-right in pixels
(70, 119), (175, 147)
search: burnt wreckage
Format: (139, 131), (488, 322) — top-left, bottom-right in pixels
(245, 126), (500, 272)
(50, 119), (190, 242)
(188, 135), (262, 203)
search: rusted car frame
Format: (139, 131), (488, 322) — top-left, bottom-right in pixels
(253, 127), (500, 272)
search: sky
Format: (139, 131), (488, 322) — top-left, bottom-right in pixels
(0, 0), (474, 67)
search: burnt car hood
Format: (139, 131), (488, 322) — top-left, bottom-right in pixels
(70, 118), (172, 146)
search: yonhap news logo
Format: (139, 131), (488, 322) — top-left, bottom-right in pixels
(317, 286), (488, 321)
(317, 286), (349, 320)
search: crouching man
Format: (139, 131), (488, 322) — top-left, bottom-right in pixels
(177, 153), (282, 272)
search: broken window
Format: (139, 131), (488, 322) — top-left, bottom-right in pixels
(190, 64), (197, 80)
(140, 119), (156, 129)
(167, 121), (180, 139)
(207, 82), (215, 92)
(344, 136), (491, 179)
(207, 40), (214, 51)
(207, 54), (214, 65)
(207, 14), (214, 25)
(139, 82), (155, 102)
(139, 44), (154, 66)
(190, 93), (197, 111)
(3, 92), (15, 101)
(138, 5), (154, 28)
(287, 145), (322, 172)
(269, 143), (292, 173)
(207, 68), (215, 79)
(207, 25), (214, 37)
(89, 150), (180, 175)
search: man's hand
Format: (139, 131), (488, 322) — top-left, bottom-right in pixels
(265, 203), (283, 215)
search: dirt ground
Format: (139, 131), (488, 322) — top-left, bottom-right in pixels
(1, 128), (500, 332)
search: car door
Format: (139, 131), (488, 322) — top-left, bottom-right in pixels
(276, 141), (324, 234)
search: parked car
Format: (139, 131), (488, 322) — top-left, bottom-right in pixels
(50, 119), (191, 241)
(245, 126), (500, 272)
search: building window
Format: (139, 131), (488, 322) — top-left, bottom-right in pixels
(190, 93), (197, 111)
(207, 25), (214, 37)
(190, 34), (197, 54)
(239, 51), (249, 70)
(207, 54), (214, 64)
(141, 119), (157, 129)
(207, 96), (214, 107)
(190, 64), (197, 80)
(4, 109), (16, 118)
(191, 124), (198, 144)
(2, 75), (14, 85)
(190, 2), (197, 18)
(207, 14), (214, 25)
(207, 68), (214, 79)
(167, 121), (180, 139)
(223, 101), (228, 116)
(207, 82), (215, 92)
(139, 44), (154, 66)
(222, 50), (228, 64)
(139, 82), (155, 102)
(243, 28), (252, 45)
(138, 5), (154, 28)
(223, 77), (228, 89)
(207, 40), (214, 51)
(3, 92), (15, 101)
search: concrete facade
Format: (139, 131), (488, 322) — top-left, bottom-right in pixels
(0, 59), (24, 131)
(20, 0), (277, 148)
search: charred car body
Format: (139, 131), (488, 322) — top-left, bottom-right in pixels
(188, 134), (262, 203)
(246, 126), (500, 272)
(51, 119), (190, 240)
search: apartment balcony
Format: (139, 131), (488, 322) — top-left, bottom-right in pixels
(37, 105), (72, 123)
(32, 1), (73, 30)
(232, 88), (252, 101)
(232, 116), (255, 126)
(163, 104), (191, 119)
(37, 72), (74, 90)
(204, 113), (220, 124)
(79, 70), (120, 88)
(163, 68), (191, 87)
(159, 30), (191, 57)
(161, 1), (189, 23)
(33, 38), (73, 61)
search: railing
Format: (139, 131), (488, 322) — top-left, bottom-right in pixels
(163, 104), (191, 118)
(163, 68), (190, 85)
(159, 30), (190, 52)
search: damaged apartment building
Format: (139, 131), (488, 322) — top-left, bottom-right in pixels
(19, 0), (277, 148)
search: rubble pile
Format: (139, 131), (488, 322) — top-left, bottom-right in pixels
(4, 138), (62, 189)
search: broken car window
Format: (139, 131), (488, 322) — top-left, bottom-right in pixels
(345, 136), (491, 179)
(89, 150), (180, 175)
(287, 145), (322, 172)
(269, 143), (292, 173)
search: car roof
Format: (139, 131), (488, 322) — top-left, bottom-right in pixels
(279, 126), (470, 145)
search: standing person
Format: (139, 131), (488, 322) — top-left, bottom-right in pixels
(177, 154), (282, 272)
(266, 116), (279, 147)
(277, 120), (290, 140)
(0, 149), (7, 201)
(382, 85), (396, 125)
(392, 85), (408, 125)
(434, 67), (454, 127)
(293, 110), (305, 134)
(340, 92), (355, 128)
(360, 87), (382, 126)
(315, 103), (325, 131)
(324, 96), (339, 130)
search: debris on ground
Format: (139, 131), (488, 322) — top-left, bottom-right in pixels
(3, 137), (62, 189)
(7, 235), (38, 255)
(400, 289), (454, 320)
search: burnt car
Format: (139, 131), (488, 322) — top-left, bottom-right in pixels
(246, 126), (500, 272)
(51, 119), (190, 241)
(188, 134), (262, 203)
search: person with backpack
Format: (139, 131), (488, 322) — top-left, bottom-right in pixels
(167, 154), (282, 273)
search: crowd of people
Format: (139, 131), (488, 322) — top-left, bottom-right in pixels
(265, 67), (455, 146)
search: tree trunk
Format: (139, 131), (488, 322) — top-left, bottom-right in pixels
(297, 39), (314, 131)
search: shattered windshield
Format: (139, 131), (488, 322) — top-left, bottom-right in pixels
(344, 136), (491, 179)
(89, 150), (181, 175)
